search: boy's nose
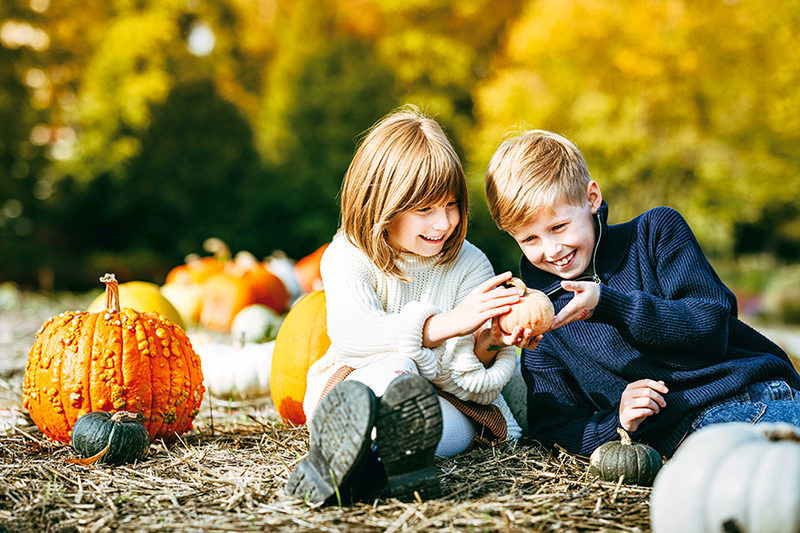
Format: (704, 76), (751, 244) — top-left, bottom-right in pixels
(546, 242), (563, 259)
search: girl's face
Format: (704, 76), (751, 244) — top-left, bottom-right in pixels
(387, 196), (460, 257)
(509, 181), (603, 280)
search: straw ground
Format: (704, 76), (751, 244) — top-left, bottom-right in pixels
(0, 293), (652, 533)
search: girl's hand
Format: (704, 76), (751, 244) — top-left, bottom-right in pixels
(551, 280), (601, 329)
(619, 379), (668, 432)
(423, 271), (523, 348)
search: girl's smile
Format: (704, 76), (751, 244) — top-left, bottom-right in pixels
(387, 197), (460, 257)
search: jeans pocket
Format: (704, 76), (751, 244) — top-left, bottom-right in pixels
(690, 390), (767, 431)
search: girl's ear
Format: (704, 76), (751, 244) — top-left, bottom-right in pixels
(586, 181), (603, 214)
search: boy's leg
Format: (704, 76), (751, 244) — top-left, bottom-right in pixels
(691, 380), (800, 433)
(285, 381), (378, 505)
(375, 373), (443, 501)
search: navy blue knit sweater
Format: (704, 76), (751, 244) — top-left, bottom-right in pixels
(519, 202), (800, 457)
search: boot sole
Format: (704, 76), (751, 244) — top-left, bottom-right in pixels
(286, 381), (377, 504)
(375, 374), (443, 501)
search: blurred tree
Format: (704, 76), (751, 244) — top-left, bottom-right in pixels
(0, 1), (56, 287)
(105, 79), (262, 270)
(472, 0), (800, 260)
(246, 38), (396, 258)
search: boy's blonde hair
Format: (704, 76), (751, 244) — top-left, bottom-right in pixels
(340, 105), (469, 280)
(485, 130), (591, 233)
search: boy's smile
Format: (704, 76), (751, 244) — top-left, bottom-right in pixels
(510, 181), (603, 280)
(387, 197), (460, 257)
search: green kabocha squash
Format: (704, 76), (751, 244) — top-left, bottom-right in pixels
(70, 411), (150, 465)
(589, 428), (663, 486)
(651, 422), (800, 533)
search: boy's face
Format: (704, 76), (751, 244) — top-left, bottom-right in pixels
(509, 181), (603, 280)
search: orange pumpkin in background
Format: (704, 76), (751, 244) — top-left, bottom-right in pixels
(294, 243), (328, 294)
(199, 251), (288, 331)
(23, 274), (205, 444)
(271, 290), (330, 426)
(165, 238), (230, 285)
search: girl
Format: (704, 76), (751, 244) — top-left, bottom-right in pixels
(286, 106), (535, 505)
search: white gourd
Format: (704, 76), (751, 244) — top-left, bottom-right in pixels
(650, 422), (800, 533)
(231, 304), (284, 343)
(196, 340), (274, 400)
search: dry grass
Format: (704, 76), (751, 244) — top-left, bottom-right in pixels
(0, 397), (652, 533)
(0, 292), (653, 533)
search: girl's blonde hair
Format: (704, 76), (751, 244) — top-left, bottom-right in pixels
(485, 130), (591, 233)
(340, 105), (468, 280)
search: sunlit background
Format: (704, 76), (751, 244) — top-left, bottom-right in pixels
(2, 0), (800, 323)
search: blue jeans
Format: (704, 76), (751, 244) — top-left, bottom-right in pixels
(690, 379), (800, 433)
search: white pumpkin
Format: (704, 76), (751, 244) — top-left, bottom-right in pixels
(501, 356), (528, 436)
(651, 422), (800, 533)
(231, 304), (284, 343)
(196, 340), (274, 400)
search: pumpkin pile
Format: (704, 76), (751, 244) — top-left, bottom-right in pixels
(23, 274), (205, 444)
(160, 239), (328, 332)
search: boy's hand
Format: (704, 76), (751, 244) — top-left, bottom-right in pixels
(473, 320), (541, 367)
(619, 379), (668, 432)
(423, 271), (523, 348)
(551, 280), (600, 329)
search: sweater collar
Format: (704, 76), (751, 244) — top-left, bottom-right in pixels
(395, 249), (442, 274)
(520, 201), (629, 296)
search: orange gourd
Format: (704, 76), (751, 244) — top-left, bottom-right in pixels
(23, 274), (205, 444)
(294, 243), (328, 294)
(270, 290), (330, 426)
(497, 277), (555, 337)
(199, 251), (288, 331)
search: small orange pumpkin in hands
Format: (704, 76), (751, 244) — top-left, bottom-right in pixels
(497, 277), (554, 337)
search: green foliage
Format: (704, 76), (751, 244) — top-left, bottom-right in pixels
(473, 0), (800, 260)
(3, 0), (800, 291)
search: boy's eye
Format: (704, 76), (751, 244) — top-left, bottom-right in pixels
(417, 207), (432, 213)
(552, 223), (567, 231)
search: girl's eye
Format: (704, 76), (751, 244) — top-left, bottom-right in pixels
(552, 223), (567, 231)
(417, 207), (432, 213)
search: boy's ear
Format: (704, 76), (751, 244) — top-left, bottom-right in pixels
(586, 180), (603, 214)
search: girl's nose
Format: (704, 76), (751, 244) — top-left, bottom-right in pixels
(431, 209), (452, 230)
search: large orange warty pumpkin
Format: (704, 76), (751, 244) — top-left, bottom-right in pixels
(23, 274), (205, 444)
(270, 290), (330, 426)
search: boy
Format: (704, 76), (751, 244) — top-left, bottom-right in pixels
(484, 130), (800, 457)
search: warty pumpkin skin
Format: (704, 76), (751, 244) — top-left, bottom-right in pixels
(651, 422), (800, 533)
(71, 411), (150, 465)
(497, 278), (554, 337)
(270, 290), (330, 426)
(589, 428), (663, 486)
(23, 274), (205, 444)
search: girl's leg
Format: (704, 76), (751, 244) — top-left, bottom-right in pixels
(345, 354), (419, 396)
(436, 397), (477, 458)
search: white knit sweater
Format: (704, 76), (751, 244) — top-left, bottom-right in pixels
(303, 234), (521, 440)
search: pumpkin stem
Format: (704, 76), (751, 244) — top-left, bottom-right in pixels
(100, 273), (121, 314)
(617, 427), (632, 445)
(110, 411), (143, 423)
